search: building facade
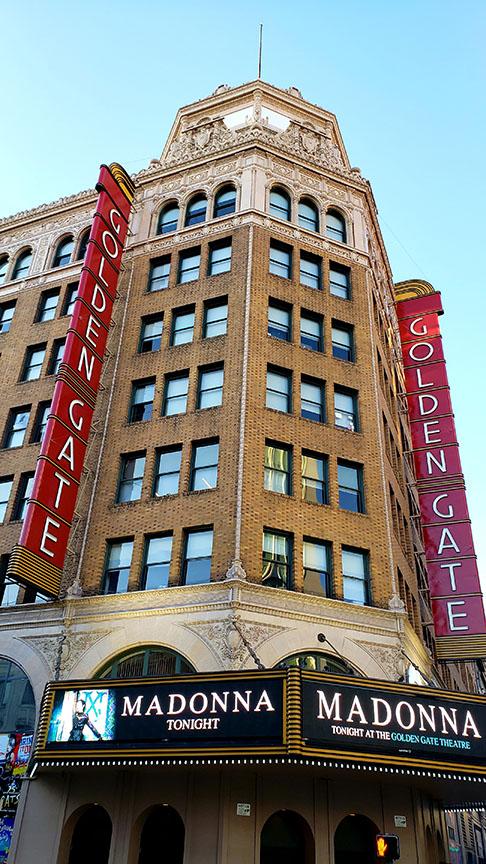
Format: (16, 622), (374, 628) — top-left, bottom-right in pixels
(0, 81), (483, 863)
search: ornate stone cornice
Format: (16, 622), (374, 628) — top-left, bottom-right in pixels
(0, 188), (95, 232)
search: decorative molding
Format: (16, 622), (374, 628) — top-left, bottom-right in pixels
(183, 617), (287, 668)
(16, 634), (59, 673)
(60, 629), (112, 675)
(355, 639), (402, 679)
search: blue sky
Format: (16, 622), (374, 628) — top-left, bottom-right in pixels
(2, 0), (486, 585)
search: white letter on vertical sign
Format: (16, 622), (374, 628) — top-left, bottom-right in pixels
(447, 601), (469, 632)
(437, 528), (460, 556)
(426, 450), (447, 474)
(410, 317), (428, 337)
(409, 342), (434, 362)
(109, 208), (122, 235)
(432, 494), (454, 519)
(423, 420), (442, 445)
(68, 400), (85, 433)
(78, 346), (95, 381)
(440, 562), (462, 592)
(418, 394), (438, 416)
(40, 516), (61, 557)
(53, 472), (71, 509)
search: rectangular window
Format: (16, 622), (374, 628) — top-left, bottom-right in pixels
(262, 530), (291, 589)
(178, 247), (200, 284)
(268, 300), (291, 341)
(332, 321), (354, 361)
(334, 386), (358, 431)
(301, 376), (325, 422)
(139, 314), (163, 352)
(182, 528), (213, 585)
(300, 310), (323, 352)
(338, 460), (364, 512)
(0, 301), (16, 334)
(264, 442), (291, 495)
(163, 372), (189, 416)
(197, 365), (224, 409)
(62, 283), (79, 316)
(330, 262), (351, 299)
(342, 547), (369, 605)
(148, 256), (170, 292)
(31, 401), (51, 443)
(269, 240), (292, 279)
(208, 239), (232, 275)
(171, 306), (195, 346)
(37, 289), (60, 322)
(129, 378), (155, 423)
(0, 477), (13, 523)
(190, 439), (219, 491)
(21, 344), (46, 381)
(4, 407), (30, 448)
(48, 338), (65, 375)
(103, 539), (133, 594)
(117, 452), (146, 503)
(141, 534), (173, 590)
(300, 251), (321, 289)
(266, 366), (291, 413)
(153, 446), (182, 497)
(203, 297), (228, 338)
(303, 539), (331, 597)
(12, 472), (34, 521)
(302, 451), (328, 505)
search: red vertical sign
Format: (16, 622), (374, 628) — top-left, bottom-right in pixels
(7, 164), (135, 597)
(396, 287), (486, 660)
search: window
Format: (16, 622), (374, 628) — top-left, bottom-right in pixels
(332, 321), (354, 361)
(300, 252), (321, 290)
(276, 652), (357, 676)
(21, 344), (46, 381)
(269, 240), (292, 279)
(62, 283), (78, 316)
(342, 547), (369, 605)
(266, 367), (291, 413)
(163, 373), (189, 416)
(264, 442), (291, 495)
(214, 185), (236, 218)
(171, 307), (195, 346)
(262, 530), (291, 589)
(148, 256), (170, 292)
(203, 297), (228, 338)
(0, 477), (13, 522)
(302, 451), (328, 505)
(141, 535), (173, 590)
(129, 378), (155, 422)
(77, 230), (90, 260)
(0, 257), (8, 285)
(53, 236), (74, 267)
(301, 376), (325, 423)
(12, 473), (34, 521)
(12, 249), (32, 280)
(303, 539), (331, 597)
(37, 289), (60, 322)
(185, 194), (207, 226)
(0, 657), (36, 729)
(153, 446), (182, 497)
(0, 301), (16, 333)
(48, 338), (65, 375)
(300, 310), (323, 352)
(268, 300), (291, 341)
(269, 187), (291, 221)
(197, 365), (224, 409)
(182, 528), (213, 585)
(31, 401), (50, 443)
(117, 452), (146, 503)
(178, 247), (200, 284)
(329, 262), (350, 299)
(190, 440), (219, 491)
(338, 461), (364, 512)
(326, 209), (346, 243)
(334, 387), (358, 431)
(98, 647), (195, 678)
(4, 407), (30, 448)
(103, 540), (133, 594)
(139, 314), (163, 352)
(298, 198), (319, 232)
(208, 239), (232, 275)
(157, 203), (179, 235)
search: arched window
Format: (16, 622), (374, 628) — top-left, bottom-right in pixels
(77, 230), (90, 260)
(12, 249), (32, 281)
(213, 185), (236, 218)
(334, 814), (379, 864)
(96, 646), (195, 679)
(326, 209), (346, 243)
(276, 652), (358, 676)
(298, 198), (319, 232)
(138, 806), (184, 864)
(0, 658), (35, 732)
(269, 187), (291, 221)
(53, 236), (74, 268)
(261, 810), (314, 864)
(184, 194), (207, 227)
(0, 256), (8, 285)
(157, 203), (179, 235)
(68, 805), (112, 864)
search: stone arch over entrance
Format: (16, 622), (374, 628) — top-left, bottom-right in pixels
(334, 813), (379, 864)
(260, 809), (314, 864)
(58, 804), (112, 864)
(135, 805), (185, 864)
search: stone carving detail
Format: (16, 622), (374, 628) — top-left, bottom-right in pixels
(60, 629), (112, 675)
(16, 635), (59, 673)
(388, 594), (406, 613)
(185, 617), (287, 669)
(0, 189), (94, 229)
(355, 640), (402, 679)
(224, 559), (247, 581)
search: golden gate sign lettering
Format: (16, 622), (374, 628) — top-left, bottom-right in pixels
(7, 164), (135, 597)
(395, 281), (486, 660)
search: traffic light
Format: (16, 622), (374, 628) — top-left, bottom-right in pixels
(376, 834), (400, 862)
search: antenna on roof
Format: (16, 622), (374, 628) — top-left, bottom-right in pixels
(258, 23), (263, 79)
